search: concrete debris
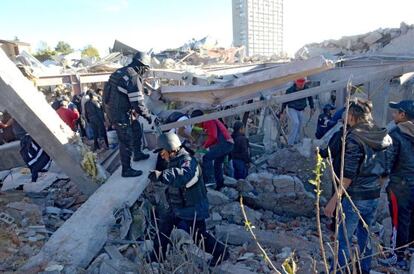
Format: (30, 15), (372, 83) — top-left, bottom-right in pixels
(207, 189), (230, 206)
(296, 22), (414, 60)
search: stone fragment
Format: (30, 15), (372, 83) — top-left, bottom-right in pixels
(207, 189), (230, 206)
(221, 202), (262, 225)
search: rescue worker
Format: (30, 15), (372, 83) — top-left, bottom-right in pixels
(104, 52), (153, 177)
(379, 100), (414, 270)
(280, 78), (315, 145)
(315, 103), (336, 139)
(148, 132), (229, 266)
(324, 99), (392, 274)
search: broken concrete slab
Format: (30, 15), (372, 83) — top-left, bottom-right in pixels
(215, 224), (315, 252)
(0, 141), (25, 170)
(0, 48), (97, 195)
(21, 152), (156, 272)
(161, 56), (334, 104)
(220, 202), (262, 226)
(207, 189), (230, 206)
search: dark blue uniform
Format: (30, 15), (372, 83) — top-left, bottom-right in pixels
(104, 62), (151, 172)
(151, 148), (228, 265)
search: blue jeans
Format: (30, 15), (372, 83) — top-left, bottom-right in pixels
(334, 197), (378, 273)
(286, 107), (304, 145)
(202, 141), (233, 189)
(233, 159), (248, 180)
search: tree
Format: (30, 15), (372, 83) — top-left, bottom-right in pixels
(33, 41), (57, 62)
(81, 45), (100, 58)
(55, 41), (73, 55)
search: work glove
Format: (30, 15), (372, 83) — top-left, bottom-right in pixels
(148, 170), (162, 182)
(145, 116), (152, 124)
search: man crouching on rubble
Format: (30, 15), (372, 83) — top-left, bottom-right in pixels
(324, 99), (392, 274)
(148, 132), (229, 266)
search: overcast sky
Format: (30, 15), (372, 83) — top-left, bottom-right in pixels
(1, 0), (414, 57)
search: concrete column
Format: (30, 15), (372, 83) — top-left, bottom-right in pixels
(369, 79), (392, 127)
(0, 49), (97, 195)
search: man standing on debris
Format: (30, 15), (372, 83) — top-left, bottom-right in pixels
(148, 132), (229, 266)
(84, 91), (108, 151)
(378, 100), (414, 270)
(280, 78), (315, 145)
(191, 110), (234, 190)
(324, 99), (392, 274)
(104, 52), (153, 177)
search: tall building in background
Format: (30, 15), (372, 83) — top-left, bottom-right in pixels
(232, 0), (283, 56)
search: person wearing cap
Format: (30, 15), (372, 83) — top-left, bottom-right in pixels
(231, 120), (251, 180)
(191, 109), (234, 190)
(84, 91), (108, 151)
(104, 52), (153, 177)
(378, 100), (414, 269)
(280, 78), (315, 145)
(324, 99), (392, 273)
(148, 132), (229, 266)
(315, 104), (336, 139)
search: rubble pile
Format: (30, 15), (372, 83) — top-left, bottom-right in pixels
(0, 178), (85, 272)
(296, 22), (414, 60)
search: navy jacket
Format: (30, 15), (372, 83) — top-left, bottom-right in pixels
(159, 148), (209, 220)
(388, 121), (414, 185)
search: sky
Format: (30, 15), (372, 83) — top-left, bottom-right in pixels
(1, 0), (414, 57)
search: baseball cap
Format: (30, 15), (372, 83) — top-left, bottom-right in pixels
(389, 100), (414, 117)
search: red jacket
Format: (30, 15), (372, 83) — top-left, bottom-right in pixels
(56, 107), (79, 131)
(201, 119), (232, 148)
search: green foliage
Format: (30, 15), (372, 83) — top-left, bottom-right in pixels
(55, 41), (73, 55)
(33, 47), (57, 62)
(82, 45), (100, 58)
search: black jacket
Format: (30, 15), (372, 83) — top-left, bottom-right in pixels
(320, 128), (343, 178)
(281, 84), (314, 111)
(159, 148), (209, 221)
(231, 132), (250, 163)
(84, 99), (105, 123)
(388, 121), (414, 185)
(105, 65), (151, 123)
(344, 122), (392, 200)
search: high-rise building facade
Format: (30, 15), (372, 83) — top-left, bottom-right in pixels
(232, 0), (283, 56)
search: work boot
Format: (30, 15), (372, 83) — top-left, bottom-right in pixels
(121, 168), (143, 178)
(133, 152), (150, 162)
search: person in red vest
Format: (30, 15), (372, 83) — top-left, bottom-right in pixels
(56, 96), (80, 131)
(191, 110), (234, 190)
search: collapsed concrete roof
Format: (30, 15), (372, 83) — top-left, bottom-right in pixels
(296, 22), (414, 60)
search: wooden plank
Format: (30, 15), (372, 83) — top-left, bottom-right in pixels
(0, 49), (97, 195)
(159, 61), (414, 131)
(160, 56), (334, 104)
(21, 153), (156, 272)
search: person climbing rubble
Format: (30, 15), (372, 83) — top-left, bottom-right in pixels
(324, 99), (392, 274)
(191, 109), (234, 190)
(378, 100), (414, 270)
(280, 77), (315, 146)
(231, 120), (251, 180)
(104, 51), (153, 177)
(148, 132), (229, 266)
(315, 103), (336, 139)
